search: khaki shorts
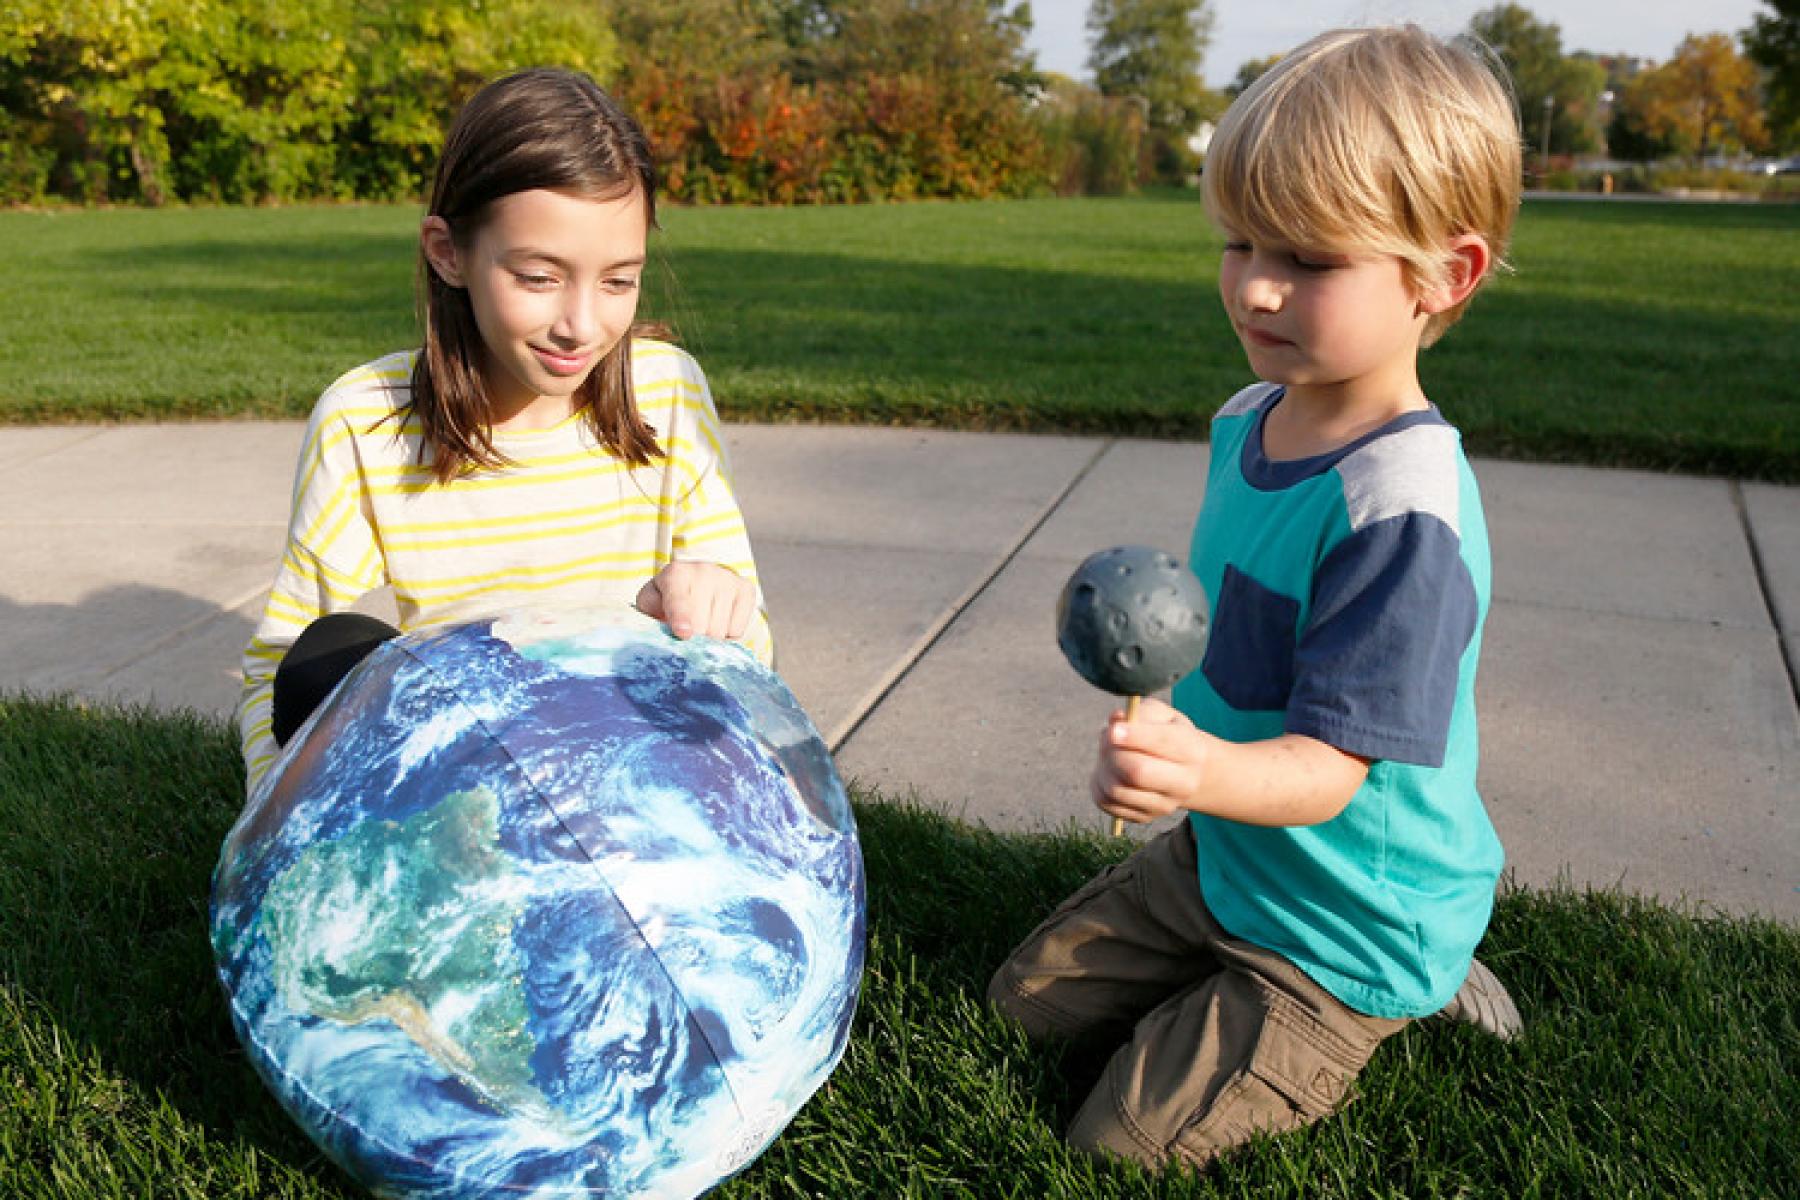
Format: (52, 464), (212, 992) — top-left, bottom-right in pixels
(987, 822), (1407, 1170)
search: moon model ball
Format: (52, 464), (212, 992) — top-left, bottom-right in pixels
(1056, 545), (1210, 698)
(209, 610), (865, 1200)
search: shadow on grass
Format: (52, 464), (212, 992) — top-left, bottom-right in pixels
(0, 684), (1120, 1192)
(0, 585), (356, 1189)
(40, 229), (1228, 428)
(3, 691), (1797, 1195)
(17, 201), (1800, 478)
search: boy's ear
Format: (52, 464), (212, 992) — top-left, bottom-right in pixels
(420, 216), (465, 287)
(1418, 233), (1492, 316)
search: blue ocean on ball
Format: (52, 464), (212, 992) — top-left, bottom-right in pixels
(210, 611), (866, 1198)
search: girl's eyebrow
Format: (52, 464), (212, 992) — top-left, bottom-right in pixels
(504, 249), (647, 271)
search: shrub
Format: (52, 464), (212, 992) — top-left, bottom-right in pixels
(0, 0), (615, 205)
(1036, 79), (1144, 196)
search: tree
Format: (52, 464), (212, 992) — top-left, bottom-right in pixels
(1086, 0), (1213, 135)
(1469, 3), (1606, 158)
(805, 0), (1036, 88)
(603, 0), (1050, 203)
(1224, 54), (1280, 99)
(1590, 54), (1674, 161)
(1618, 32), (1768, 162)
(603, 0), (791, 79)
(0, 0), (616, 203)
(1743, 0), (1800, 151)
(337, 0), (617, 200)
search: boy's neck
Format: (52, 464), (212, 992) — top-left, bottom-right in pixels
(1261, 369), (1430, 462)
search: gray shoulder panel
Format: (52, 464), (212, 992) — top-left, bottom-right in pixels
(1215, 382), (1282, 420)
(1338, 423), (1463, 536)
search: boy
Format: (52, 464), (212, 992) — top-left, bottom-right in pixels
(988, 26), (1523, 1170)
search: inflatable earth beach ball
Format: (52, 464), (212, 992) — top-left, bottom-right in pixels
(209, 610), (866, 1199)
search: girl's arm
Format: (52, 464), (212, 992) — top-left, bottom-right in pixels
(653, 346), (775, 664)
(238, 392), (386, 792)
(1092, 697), (1369, 827)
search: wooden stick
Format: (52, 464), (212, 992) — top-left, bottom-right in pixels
(1109, 694), (1141, 838)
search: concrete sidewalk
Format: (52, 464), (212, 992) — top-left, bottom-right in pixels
(3, 422), (1796, 922)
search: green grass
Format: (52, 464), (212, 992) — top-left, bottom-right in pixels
(3, 695), (1796, 1197)
(1, 196), (1796, 479)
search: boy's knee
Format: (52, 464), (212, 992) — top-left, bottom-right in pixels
(1066, 1060), (1170, 1166)
(1064, 1041), (1345, 1173)
(1061, 973), (1389, 1173)
(986, 957), (1081, 1043)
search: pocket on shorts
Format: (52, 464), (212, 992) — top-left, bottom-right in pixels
(1174, 998), (1363, 1157)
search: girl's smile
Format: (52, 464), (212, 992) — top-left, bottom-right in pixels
(530, 344), (596, 376)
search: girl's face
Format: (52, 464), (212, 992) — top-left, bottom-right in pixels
(424, 187), (648, 430)
(1217, 234), (1428, 407)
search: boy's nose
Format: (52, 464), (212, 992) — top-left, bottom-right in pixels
(1240, 274), (1284, 313)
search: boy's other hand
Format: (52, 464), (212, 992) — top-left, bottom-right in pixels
(1091, 697), (1210, 825)
(637, 562), (757, 642)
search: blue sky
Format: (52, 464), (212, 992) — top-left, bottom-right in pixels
(1024, 0), (1770, 87)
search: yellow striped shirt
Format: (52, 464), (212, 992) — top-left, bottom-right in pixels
(237, 340), (773, 791)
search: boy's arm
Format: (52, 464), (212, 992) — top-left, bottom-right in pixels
(1092, 697), (1369, 827)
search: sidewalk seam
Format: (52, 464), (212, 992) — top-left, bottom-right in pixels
(1731, 480), (1800, 711)
(87, 583), (270, 690)
(826, 438), (1116, 752)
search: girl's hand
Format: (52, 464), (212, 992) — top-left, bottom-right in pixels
(636, 562), (758, 642)
(1090, 697), (1212, 825)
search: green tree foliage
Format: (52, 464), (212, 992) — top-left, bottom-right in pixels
(1034, 74), (1144, 195)
(337, 0), (619, 200)
(1469, 3), (1607, 158)
(1085, 0), (1212, 135)
(1586, 55), (1676, 162)
(1223, 54), (1281, 99)
(0, 0), (616, 205)
(3, 0), (1069, 205)
(1743, 0), (1800, 151)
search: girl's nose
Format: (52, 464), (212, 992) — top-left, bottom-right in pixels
(552, 289), (599, 346)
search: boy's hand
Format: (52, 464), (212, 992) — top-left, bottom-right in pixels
(1095, 700), (1373, 828)
(637, 562), (757, 642)
(1091, 697), (1212, 825)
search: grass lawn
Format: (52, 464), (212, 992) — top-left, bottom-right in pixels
(3, 695), (1797, 1197)
(1, 196), (1795, 479)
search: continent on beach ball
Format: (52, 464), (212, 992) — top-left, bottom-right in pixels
(1056, 544), (1209, 697)
(210, 610), (865, 1200)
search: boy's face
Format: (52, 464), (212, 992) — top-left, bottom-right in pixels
(1217, 235), (1429, 402)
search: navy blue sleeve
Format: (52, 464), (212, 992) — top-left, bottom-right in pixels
(1285, 513), (1478, 767)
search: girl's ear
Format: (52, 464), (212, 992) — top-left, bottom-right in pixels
(1419, 233), (1492, 316)
(420, 216), (465, 287)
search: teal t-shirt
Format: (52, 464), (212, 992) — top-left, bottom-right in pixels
(1171, 383), (1503, 1019)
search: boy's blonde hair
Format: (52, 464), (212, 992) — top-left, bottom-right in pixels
(1203, 25), (1522, 346)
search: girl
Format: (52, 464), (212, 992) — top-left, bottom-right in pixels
(238, 67), (772, 792)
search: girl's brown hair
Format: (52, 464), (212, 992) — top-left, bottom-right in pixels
(413, 67), (663, 483)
